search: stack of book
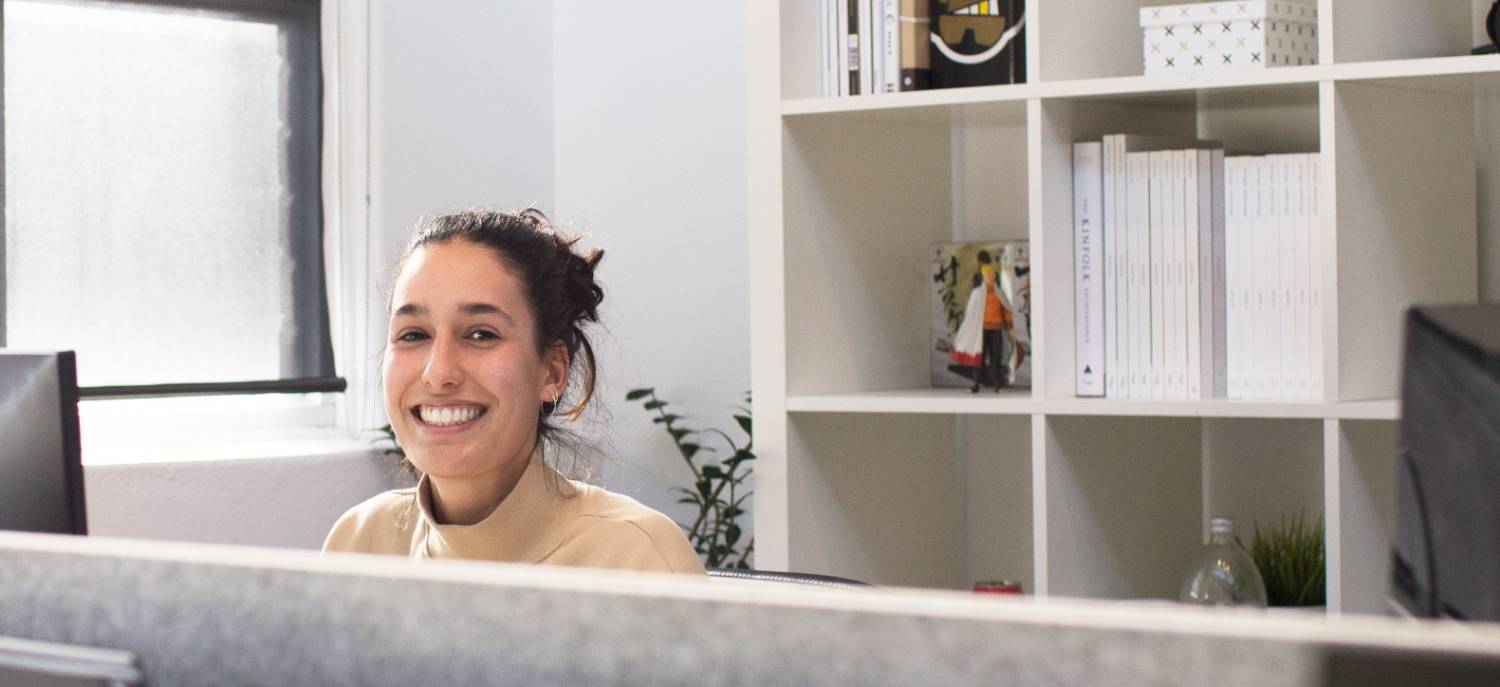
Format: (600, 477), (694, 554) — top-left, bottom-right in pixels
(820, 1), (1025, 97)
(1073, 136), (1322, 401)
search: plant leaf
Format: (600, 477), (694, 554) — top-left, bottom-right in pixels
(735, 414), (752, 434)
(679, 443), (701, 461)
(643, 400), (667, 410)
(625, 388), (654, 401)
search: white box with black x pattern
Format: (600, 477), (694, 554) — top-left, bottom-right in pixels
(1141, 0), (1318, 76)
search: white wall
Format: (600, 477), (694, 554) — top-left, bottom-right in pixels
(372, 1), (555, 238)
(362, 0), (558, 415)
(85, 449), (398, 549)
(551, 2), (750, 524)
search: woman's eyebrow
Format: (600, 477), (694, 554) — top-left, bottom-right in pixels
(391, 302), (515, 326)
(460, 302), (516, 326)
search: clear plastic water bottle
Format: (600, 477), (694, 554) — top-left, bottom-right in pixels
(1179, 516), (1268, 607)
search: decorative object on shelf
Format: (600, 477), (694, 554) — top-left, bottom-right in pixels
(1492, 0), (1499, 44)
(931, 241), (1031, 391)
(626, 388), (755, 569)
(930, 0), (1026, 88)
(1250, 512), (1326, 607)
(1180, 516), (1268, 607)
(973, 579), (1024, 594)
(1140, 0), (1318, 76)
(1479, 0), (1500, 54)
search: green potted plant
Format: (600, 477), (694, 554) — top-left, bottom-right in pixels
(626, 388), (754, 570)
(1250, 512), (1326, 607)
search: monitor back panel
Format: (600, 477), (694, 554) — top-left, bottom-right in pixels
(0, 351), (85, 535)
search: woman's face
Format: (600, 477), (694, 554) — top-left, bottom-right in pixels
(383, 240), (567, 484)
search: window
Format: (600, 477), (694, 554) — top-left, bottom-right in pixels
(2, 0), (338, 396)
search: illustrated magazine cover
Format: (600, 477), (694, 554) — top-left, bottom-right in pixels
(930, 241), (1032, 389)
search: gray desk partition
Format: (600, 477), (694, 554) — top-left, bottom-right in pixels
(0, 532), (1497, 686)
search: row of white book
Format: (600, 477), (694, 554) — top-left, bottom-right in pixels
(820, 0), (920, 97)
(1073, 135), (1324, 401)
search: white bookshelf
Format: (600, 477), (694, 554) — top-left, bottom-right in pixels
(747, 1), (1490, 616)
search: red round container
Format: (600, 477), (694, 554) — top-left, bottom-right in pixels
(973, 580), (1023, 595)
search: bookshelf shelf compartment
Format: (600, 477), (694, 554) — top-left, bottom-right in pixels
(1042, 415), (1203, 600)
(750, 0), (1489, 610)
(782, 108), (1028, 398)
(787, 412), (1033, 591)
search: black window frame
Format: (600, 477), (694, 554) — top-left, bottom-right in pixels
(0, 0), (344, 399)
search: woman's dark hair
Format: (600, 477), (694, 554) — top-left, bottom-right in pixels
(395, 207), (605, 457)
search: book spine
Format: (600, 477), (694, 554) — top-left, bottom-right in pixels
(1074, 141), (1105, 397)
(1209, 148), (1227, 398)
(1264, 154), (1281, 400)
(1170, 149), (1182, 396)
(1248, 157), (1272, 399)
(1292, 153), (1310, 399)
(1241, 157), (1257, 399)
(1184, 150), (1204, 399)
(1170, 149), (1188, 399)
(858, 0), (873, 96)
(1149, 151), (1167, 398)
(1163, 150), (1178, 398)
(1103, 135), (1123, 398)
(844, 0), (858, 96)
(867, 0), (880, 95)
(1128, 152), (1151, 399)
(1308, 152), (1324, 400)
(1276, 154), (1294, 399)
(1231, 156), (1246, 399)
(822, 0), (830, 97)
(1225, 157), (1242, 398)
(883, 0), (900, 94)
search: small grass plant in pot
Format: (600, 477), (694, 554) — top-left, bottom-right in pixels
(626, 388), (754, 570)
(1250, 512), (1326, 608)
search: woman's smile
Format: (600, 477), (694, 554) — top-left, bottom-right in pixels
(414, 404), (488, 428)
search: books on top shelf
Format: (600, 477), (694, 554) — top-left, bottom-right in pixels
(1073, 138), (1321, 401)
(821, 0), (1024, 97)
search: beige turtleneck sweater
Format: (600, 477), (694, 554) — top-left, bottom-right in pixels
(322, 447), (706, 575)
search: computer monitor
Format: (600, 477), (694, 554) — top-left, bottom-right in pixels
(0, 634), (141, 687)
(0, 350), (86, 535)
(1391, 303), (1500, 621)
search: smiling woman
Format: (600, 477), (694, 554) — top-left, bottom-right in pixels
(321, 209), (704, 575)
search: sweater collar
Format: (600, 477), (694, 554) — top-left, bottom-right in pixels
(412, 443), (580, 563)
